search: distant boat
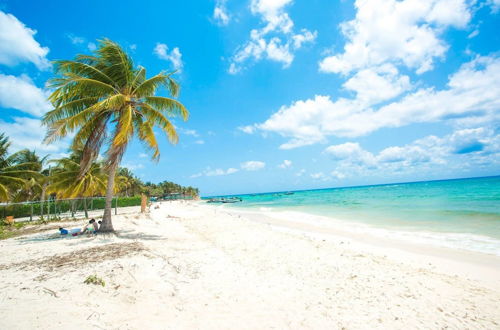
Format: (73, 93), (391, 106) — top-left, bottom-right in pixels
(284, 192), (294, 195)
(207, 197), (242, 204)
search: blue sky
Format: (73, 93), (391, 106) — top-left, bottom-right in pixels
(0, 0), (499, 196)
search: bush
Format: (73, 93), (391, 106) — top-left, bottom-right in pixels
(2, 196), (143, 218)
(84, 274), (105, 287)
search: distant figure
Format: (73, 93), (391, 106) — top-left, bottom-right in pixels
(98, 220), (102, 230)
(81, 220), (97, 235)
(90, 219), (99, 232)
(60, 227), (81, 236)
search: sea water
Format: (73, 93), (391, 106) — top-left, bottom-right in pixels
(213, 176), (500, 256)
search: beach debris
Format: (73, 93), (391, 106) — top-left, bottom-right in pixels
(42, 287), (59, 298)
(84, 274), (106, 287)
(0, 242), (147, 272)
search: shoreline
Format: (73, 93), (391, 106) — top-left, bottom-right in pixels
(1, 201), (499, 329)
(217, 204), (500, 289)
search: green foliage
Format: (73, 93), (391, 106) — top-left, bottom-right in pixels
(2, 196), (142, 218)
(48, 150), (107, 198)
(84, 274), (105, 287)
(42, 39), (191, 230)
(0, 133), (43, 202)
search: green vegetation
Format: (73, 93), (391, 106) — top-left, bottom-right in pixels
(43, 39), (189, 232)
(1, 196), (142, 219)
(84, 274), (105, 287)
(0, 133), (198, 222)
(0, 40), (197, 231)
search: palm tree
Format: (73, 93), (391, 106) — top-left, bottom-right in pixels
(48, 153), (107, 218)
(43, 39), (188, 232)
(9, 150), (48, 203)
(0, 134), (42, 202)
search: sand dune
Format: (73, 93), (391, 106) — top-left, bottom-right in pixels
(0, 201), (499, 329)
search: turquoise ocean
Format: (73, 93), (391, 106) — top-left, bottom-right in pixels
(210, 176), (500, 256)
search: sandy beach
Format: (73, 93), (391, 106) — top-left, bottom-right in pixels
(1, 201), (499, 329)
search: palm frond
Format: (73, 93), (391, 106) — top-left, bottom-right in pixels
(144, 96), (189, 120)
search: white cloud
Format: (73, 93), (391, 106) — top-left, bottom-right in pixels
(238, 125), (257, 134)
(310, 172), (329, 181)
(67, 34), (85, 45)
(251, 55), (500, 149)
(322, 127), (500, 178)
(214, 0), (230, 25)
(67, 34), (97, 51)
(177, 127), (199, 137)
(195, 140), (205, 145)
(343, 64), (411, 105)
(0, 117), (68, 154)
(330, 170), (346, 180)
(0, 11), (50, 70)
(229, 0), (316, 73)
(0, 73), (51, 116)
(190, 167), (239, 178)
(295, 169), (306, 176)
(122, 163), (144, 171)
(138, 153), (148, 158)
(278, 159), (292, 169)
(319, 0), (471, 75)
(154, 43), (183, 71)
(241, 160), (266, 171)
(324, 142), (376, 165)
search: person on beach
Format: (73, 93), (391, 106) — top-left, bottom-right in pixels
(90, 219), (98, 232)
(80, 220), (97, 235)
(60, 227), (81, 236)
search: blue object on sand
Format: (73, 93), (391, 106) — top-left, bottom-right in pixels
(59, 228), (69, 235)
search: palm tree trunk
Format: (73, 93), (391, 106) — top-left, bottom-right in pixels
(40, 184), (47, 220)
(83, 197), (88, 219)
(100, 164), (117, 232)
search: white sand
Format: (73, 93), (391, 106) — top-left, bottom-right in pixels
(0, 201), (499, 329)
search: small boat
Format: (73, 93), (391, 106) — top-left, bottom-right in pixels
(207, 197), (242, 203)
(284, 192), (294, 195)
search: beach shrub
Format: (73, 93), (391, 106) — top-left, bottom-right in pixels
(84, 274), (105, 287)
(3, 196), (143, 218)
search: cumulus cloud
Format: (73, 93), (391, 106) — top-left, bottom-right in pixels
(67, 34), (97, 51)
(0, 11), (50, 70)
(322, 127), (500, 180)
(213, 0), (230, 25)
(278, 159), (292, 169)
(246, 55), (500, 149)
(177, 127), (199, 137)
(241, 160), (266, 171)
(154, 43), (183, 71)
(319, 0), (471, 75)
(67, 34), (85, 45)
(122, 163), (144, 171)
(0, 117), (69, 154)
(310, 172), (330, 181)
(191, 167), (239, 178)
(229, 0), (316, 73)
(238, 125), (257, 134)
(0, 73), (51, 116)
(324, 142), (376, 166)
(342, 64), (411, 105)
